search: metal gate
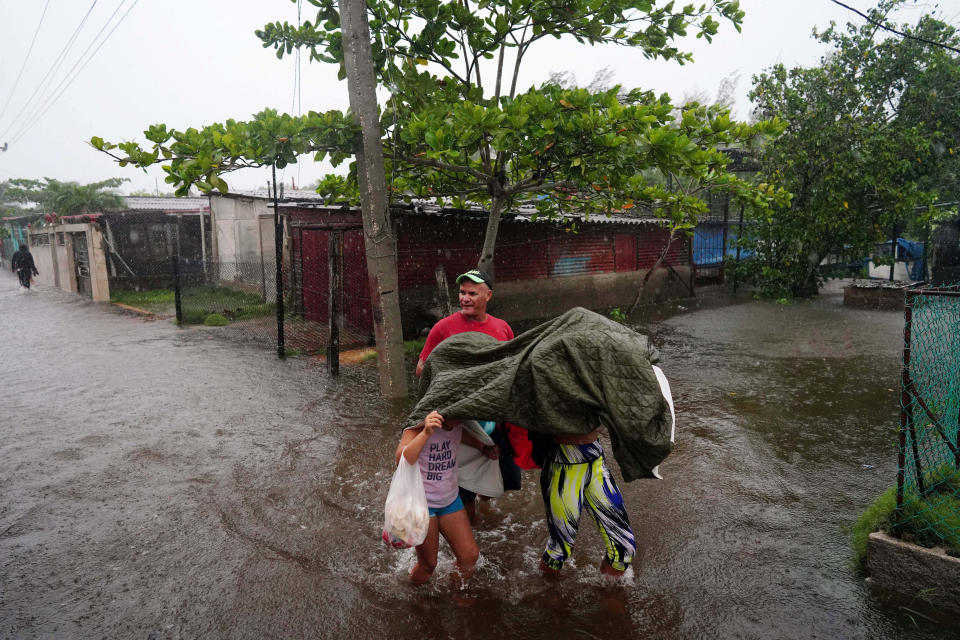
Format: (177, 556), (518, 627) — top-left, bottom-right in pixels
(299, 227), (372, 345)
(71, 232), (91, 297)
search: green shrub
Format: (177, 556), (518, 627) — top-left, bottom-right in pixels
(203, 313), (230, 326)
(609, 307), (627, 323)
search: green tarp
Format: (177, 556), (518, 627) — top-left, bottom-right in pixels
(405, 307), (673, 481)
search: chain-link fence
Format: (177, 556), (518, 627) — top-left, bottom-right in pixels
(110, 252), (374, 358)
(288, 227), (374, 355)
(896, 283), (960, 549)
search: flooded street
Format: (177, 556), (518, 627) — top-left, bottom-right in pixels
(1, 270), (953, 639)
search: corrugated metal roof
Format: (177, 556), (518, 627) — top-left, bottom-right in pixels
(400, 200), (664, 226)
(213, 191), (665, 226)
(221, 189), (328, 203)
(124, 196), (209, 211)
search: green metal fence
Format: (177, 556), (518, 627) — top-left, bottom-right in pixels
(896, 284), (960, 548)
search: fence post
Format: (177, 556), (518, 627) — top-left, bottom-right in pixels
(896, 293), (915, 527)
(435, 265), (453, 317)
(172, 252), (183, 325)
(272, 165), (286, 359)
(889, 224), (897, 282)
(328, 230), (343, 377)
(720, 195), (730, 284)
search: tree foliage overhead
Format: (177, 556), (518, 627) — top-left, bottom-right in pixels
(93, 0), (788, 271)
(740, 0), (960, 297)
(1, 177), (128, 217)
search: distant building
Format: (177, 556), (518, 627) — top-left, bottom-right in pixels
(23, 196), (210, 300)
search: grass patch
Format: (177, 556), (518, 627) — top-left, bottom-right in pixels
(358, 339), (424, 363)
(853, 465), (960, 567)
(111, 288), (174, 312)
(404, 337), (426, 358)
(113, 286), (275, 324)
(852, 486), (897, 567)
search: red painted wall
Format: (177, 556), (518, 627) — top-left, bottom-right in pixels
(290, 207), (690, 337)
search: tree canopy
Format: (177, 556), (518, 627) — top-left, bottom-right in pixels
(0, 177), (128, 218)
(93, 0), (789, 272)
(740, 0), (960, 297)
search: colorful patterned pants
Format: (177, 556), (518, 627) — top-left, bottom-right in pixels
(540, 442), (636, 572)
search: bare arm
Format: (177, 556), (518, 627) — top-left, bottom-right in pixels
(395, 410), (443, 464)
(461, 430), (500, 460)
(415, 358), (426, 377)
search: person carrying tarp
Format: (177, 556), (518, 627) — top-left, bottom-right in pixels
(407, 307), (676, 577)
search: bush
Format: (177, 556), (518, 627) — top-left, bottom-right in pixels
(203, 313), (230, 326)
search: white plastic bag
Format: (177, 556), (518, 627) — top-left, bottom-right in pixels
(381, 451), (430, 549)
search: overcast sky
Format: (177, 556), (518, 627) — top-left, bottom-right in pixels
(0, 0), (951, 195)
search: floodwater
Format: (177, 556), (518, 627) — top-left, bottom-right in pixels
(0, 271), (954, 639)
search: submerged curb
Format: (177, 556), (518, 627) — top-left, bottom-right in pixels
(867, 531), (960, 613)
(111, 302), (156, 316)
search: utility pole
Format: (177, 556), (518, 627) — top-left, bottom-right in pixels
(337, 0), (407, 398)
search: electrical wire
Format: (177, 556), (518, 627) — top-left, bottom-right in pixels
(0, 0), (99, 144)
(0, 0), (53, 127)
(10, 0), (141, 148)
(9, 1), (129, 144)
(829, 0), (960, 54)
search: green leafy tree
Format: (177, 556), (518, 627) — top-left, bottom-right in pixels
(94, 0), (788, 276)
(740, 0), (960, 297)
(0, 177), (128, 217)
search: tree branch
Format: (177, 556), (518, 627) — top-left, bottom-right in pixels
(403, 155), (491, 182)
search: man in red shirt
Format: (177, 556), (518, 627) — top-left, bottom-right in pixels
(416, 269), (513, 377)
(416, 269), (525, 522)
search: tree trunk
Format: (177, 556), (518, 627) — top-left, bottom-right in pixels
(628, 228), (677, 314)
(477, 195), (504, 275)
(338, 0), (407, 398)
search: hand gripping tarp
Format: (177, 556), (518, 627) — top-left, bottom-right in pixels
(404, 307), (673, 482)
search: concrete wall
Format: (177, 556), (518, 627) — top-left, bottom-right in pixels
(28, 224), (109, 302)
(211, 196), (272, 264)
(29, 232), (57, 288)
(868, 531), (960, 614)
(209, 196), (277, 300)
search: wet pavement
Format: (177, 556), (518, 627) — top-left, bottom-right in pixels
(0, 271), (955, 639)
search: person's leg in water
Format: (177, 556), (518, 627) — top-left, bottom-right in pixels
(539, 456), (585, 576)
(17, 270), (31, 288)
(410, 516), (440, 584)
(582, 452), (636, 577)
(459, 486), (478, 524)
(437, 507), (479, 587)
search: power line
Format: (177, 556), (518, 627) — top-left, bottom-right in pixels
(0, 0), (53, 125)
(829, 0), (960, 55)
(9, 1), (131, 145)
(10, 0), (141, 148)
(0, 1), (99, 143)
